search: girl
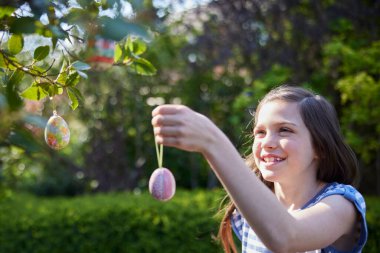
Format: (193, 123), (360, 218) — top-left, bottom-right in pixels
(151, 85), (367, 252)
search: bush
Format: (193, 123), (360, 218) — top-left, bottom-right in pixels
(0, 190), (225, 253)
(365, 196), (380, 253)
(0, 190), (379, 252)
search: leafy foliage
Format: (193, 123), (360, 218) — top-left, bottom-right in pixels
(0, 190), (379, 252)
(0, 0), (155, 112)
(1, 0), (380, 197)
(0, 0), (157, 196)
(114, 37), (157, 75)
(365, 195), (380, 252)
(0, 190), (224, 253)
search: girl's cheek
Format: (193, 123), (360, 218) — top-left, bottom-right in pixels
(279, 139), (291, 150)
(252, 141), (261, 155)
(252, 143), (261, 165)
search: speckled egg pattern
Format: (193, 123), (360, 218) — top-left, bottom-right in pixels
(44, 115), (70, 150)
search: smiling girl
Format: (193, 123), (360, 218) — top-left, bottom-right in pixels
(151, 85), (367, 252)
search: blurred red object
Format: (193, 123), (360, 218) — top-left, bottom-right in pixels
(87, 36), (115, 71)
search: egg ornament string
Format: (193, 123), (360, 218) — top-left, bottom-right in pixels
(149, 138), (176, 201)
(44, 109), (70, 150)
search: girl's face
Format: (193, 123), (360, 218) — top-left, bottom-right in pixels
(252, 100), (318, 183)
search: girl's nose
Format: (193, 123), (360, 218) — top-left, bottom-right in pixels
(261, 133), (278, 149)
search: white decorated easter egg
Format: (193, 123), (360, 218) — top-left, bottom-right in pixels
(149, 168), (176, 201)
(44, 113), (70, 150)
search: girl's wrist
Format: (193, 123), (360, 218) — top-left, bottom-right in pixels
(201, 124), (230, 160)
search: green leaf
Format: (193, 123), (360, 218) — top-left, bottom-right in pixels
(114, 43), (124, 63)
(77, 70), (88, 79)
(77, 0), (92, 8)
(21, 85), (39, 100)
(126, 36), (133, 52)
(55, 62), (68, 85)
(69, 86), (84, 101)
(129, 58), (157, 76)
(67, 87), (79, 110)
(45, 84), (63, 97)
(99, 17), (151, 42)
(51, 37), (58, 49)
(9, 17), (37, 34)
(0, 6), (15, 18)
(0, 54), (17, 71)
(130, 39), (147, 55)
(66, 72), (80, 87)
(48, 25), (67, 39)
(72, 61), (91, 71)
(30, 65), (46, 76)
(8, 127), (42, 153)
(33, 45), (50, 61)
(28, 0), (48, 19)
(20, 84), (49, 101)
(63, 8), (91, 26)
(7, 69), (24, 87)
(8, 34), (24, 55)
(57, 86), (63, 95)
(125, 36), (133, 49)
(6, 70), (24, 110)
(0, 53), (5, 68)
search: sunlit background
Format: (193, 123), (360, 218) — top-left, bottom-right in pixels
(0, 1), (379, 252)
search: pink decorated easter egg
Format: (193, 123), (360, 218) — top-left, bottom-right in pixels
(149, 168), (176, 201)
(44, 113), (70, 150)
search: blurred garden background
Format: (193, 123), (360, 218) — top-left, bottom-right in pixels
(0, 0), (379, 252)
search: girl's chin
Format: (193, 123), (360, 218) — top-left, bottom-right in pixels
(259, 168), (280, 182)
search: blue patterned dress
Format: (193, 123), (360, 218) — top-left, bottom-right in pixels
(231, 183), (368, 253)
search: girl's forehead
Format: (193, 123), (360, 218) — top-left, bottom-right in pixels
(258, 100), (300, 114)
(255, 100), (303, 124)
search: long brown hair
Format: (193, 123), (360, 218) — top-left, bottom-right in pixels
(218, 85), (360, 252)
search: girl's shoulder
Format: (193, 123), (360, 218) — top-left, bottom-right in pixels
(303, 182), (366, 213)
(304, 182), (368, 253)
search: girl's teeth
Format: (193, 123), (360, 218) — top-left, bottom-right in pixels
(265, 157), (282, 162)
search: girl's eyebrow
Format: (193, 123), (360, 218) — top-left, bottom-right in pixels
(278, 121), (298, 126)
(255, 121), (298, 127)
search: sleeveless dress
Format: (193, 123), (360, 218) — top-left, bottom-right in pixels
(231, 182), (368, 253)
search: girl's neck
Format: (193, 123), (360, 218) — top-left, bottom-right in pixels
(274, 179), (326, 211)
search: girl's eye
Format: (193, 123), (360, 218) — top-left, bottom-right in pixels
(254, 129), (265, 137)
(279, 127), (292, 134)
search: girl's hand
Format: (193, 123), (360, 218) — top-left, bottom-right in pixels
(151, 105), (219, 154)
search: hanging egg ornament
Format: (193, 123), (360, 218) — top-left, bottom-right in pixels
(87, 36), (115, 71)
(44, 111), (70, 150)
(149, 168), (176, 201)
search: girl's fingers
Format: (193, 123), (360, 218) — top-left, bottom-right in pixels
(151, 104), (209, 152)
(153, 126), (183, 137)
(151, 114), (182, 127)
(154, 136), (181, 147)
(152, 104), (186, 117)
(155, 135), (198, 152)
(152, 105), (192, 126)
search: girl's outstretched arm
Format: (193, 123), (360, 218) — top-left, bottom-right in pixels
(151, 105), (357, 253)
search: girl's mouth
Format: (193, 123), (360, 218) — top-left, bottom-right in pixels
(263, 157), (285, 162)
(261, 155), (286, 165)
